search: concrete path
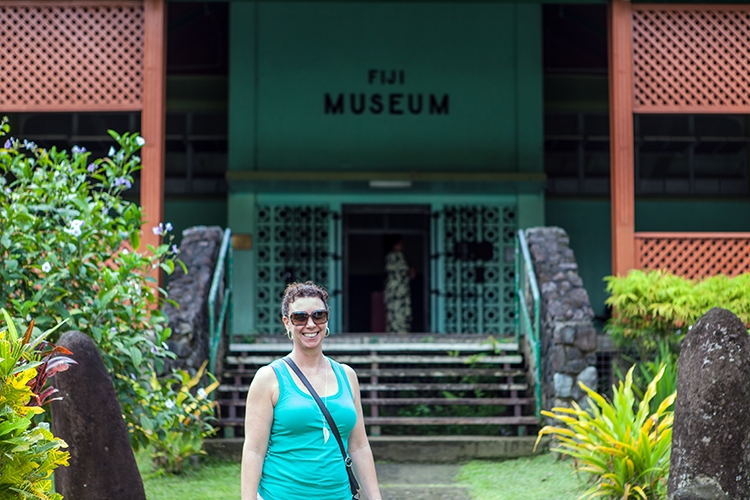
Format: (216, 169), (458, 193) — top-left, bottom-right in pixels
(375, 463), (472, 500)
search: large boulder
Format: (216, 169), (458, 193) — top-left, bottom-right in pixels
(668, 307), (750, 500)
(51, 330), (145, 499)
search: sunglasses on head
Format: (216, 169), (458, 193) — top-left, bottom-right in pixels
(288, 309), (329, 326)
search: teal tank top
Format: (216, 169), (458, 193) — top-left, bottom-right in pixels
(258, 357), (357, 500)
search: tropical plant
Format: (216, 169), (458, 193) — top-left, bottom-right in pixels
(604, 270), (750, 357)
(536, 364), (676, 500)
(0, 118), (216, 471)
(616, 338), (679, 414)
(118, 360), (219, 474)
(0, 309), (76, 500)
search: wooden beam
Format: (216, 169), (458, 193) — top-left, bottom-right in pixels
(608, 0), (636, 277)
(141, 0), (167, 282)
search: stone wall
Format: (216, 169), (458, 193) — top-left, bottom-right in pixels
(163, 225), (225, 375)
(525, 227), (598, 415)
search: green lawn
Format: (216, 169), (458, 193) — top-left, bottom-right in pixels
(140, 452), (586, 500)
(140, 456), (241, 499)
(456, 454), (587, 500)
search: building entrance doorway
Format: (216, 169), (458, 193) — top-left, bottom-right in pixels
(343, 205), (431, 333)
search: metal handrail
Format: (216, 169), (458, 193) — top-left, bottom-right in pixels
(515, 229), (542, 418)
(208, 228), (233, 378)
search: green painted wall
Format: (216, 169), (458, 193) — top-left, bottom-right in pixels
(545, 198), (611, 320)
(165, 198), (228, 247)
(635, 200), (750, 232)
(229, 1), (543, 173)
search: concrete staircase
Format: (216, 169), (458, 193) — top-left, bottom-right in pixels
(214, 334), (541, 457)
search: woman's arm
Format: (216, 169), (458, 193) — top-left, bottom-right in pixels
(241, 365), (278, 500)
(343, 364), (383, 500)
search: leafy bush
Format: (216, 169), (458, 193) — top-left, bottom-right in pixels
(0, 119), (217, 472)
(536, 365), (675, 500)
(119, 361), (219, 474)
(0, 309), (75, 500)
(604, 270), (750, 355)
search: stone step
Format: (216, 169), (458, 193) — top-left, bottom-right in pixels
(204, 435), (550, 463)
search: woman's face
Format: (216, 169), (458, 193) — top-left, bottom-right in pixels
(282, 296), (328, 348)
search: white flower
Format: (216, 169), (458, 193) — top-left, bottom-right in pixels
(197, 388), (207, 399)
(135, 136), (146, 147)
(108, 146), (116, 157)
(164, 222), (173, 232)
(41, 262), (52, 273)
(165, 400), (175, 409)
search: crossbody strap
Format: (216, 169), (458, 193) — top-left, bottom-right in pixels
(283, 357), (360, 498)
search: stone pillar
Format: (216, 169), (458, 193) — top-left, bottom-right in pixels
(668, 307), (750, 500)
(163, 225), (225, 375)
(525, 227), (598, 414)
(52, 331), (146, 500)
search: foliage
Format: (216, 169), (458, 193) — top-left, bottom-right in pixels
(0, 119), (211, 471)
(536, 365), (675, 500)
(0, 309), (75, 500)
(616, 339), (679, 414)
(0, 118), (179, 375)
(604, 270), (750, 356)
(119, 361), (219, 474)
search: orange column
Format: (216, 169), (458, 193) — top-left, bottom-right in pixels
(141, 0), (167, 257)
(608, 0), (636, 276)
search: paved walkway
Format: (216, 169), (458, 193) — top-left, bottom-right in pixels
(375, 463), (472, 500)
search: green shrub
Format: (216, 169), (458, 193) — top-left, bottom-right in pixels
(604, 270), (750, 355)
(118, 361), (219, 474)
(536, 364), (675, 500)
(0, 309), (74, 500)
(0, 119), (216, 472)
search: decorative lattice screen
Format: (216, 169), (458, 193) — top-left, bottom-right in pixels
(632, 8), (750, 113)
(442, 205), (516, 334)
(0, 2), (144, 111)
(636, 233), (750, 279)
(254, 205), (332, 334)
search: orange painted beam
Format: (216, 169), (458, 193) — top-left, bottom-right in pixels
(608, 0), (636, 277)
(140, 0), (166, 279)
(635, 232), (750, 240)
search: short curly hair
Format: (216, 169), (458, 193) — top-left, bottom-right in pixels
(280, 281), (329, 318)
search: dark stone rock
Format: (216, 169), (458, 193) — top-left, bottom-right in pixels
(563, 358), (588, 374)
(673, 476), (729, 500)
(552, 325), (576, 345)
(163, 225), (225, 375)
(574, 325), (597, 352)
(668, 308), (750, 500)
(550, 345), (566, 372)
(51, 331), (145, 500)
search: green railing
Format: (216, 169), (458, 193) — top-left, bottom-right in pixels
(515, 229), (542, 418)
(208, 228), (233, 377)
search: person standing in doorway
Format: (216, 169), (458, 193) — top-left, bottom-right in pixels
(384, 235), (414, 334)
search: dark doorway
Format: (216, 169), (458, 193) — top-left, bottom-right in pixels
(343, 205), (431, 333)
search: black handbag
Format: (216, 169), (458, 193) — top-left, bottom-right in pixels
(283, 357), (361, 500)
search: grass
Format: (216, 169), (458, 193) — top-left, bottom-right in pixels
(456, 453), (587, 500)
(139, 454), (240, 500)
(139, 451), (585, 500)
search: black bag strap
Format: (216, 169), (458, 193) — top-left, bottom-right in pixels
(283, 357), (361, 499)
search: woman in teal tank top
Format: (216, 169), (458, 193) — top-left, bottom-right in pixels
(240, 281), (382, 500)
